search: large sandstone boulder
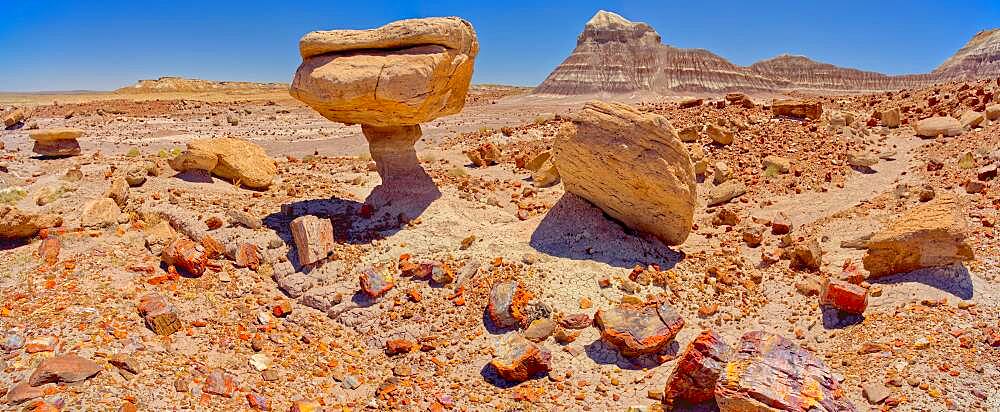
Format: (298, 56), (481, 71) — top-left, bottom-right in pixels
(171, 138), (276, 189)
(290, 17), (478, 127)
(0, 206), (63, 239)
(771, 99), (822, 120)
(553, 101), (696, 245)
(716, 331), (855, 411)
(914, 116), (962, 138)
(863, 194), (974, 277)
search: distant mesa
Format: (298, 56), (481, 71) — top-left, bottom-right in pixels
(535, 10), (1000, 95)
(115, 76), (288, 94)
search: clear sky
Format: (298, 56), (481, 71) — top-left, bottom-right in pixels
(1, 0), (998, 91)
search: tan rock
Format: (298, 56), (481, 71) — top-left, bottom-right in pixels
(0, 206), (63, 239)
(678, 125), (700, 142)
(762, 155), (790, 173)
(712, 161), (731, 184)
(914, 116), (962, 138)
(863, 194), (974, 277)
(176, 138), (277, 189)
(28, 128), (84, 142)
(552, 101), (696, 246)
(523, 150), (551, 171)
(531, 161), (560, 188)
(104, 178), (129, 208)
(959, 110), (984, 129)
(771, 99), (822, 120)
(2, 108), (25, 128)
(290, 17), (478, 127)
(361, 124), (426, 186)
(290, 215), (335, 266)
(706, 123), (733, 145)
(707, 180), (746, 206)
(80, 198), (121, 228)
(986, 104), (1000, 121)
(880, 107), (901, 128)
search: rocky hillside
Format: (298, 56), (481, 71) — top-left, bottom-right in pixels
(115, 77), (288, 94)
(536, 10), (996, 95)
(934, 28), (1000, 80)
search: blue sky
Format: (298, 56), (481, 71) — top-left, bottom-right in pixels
(1, 0), (998, 91)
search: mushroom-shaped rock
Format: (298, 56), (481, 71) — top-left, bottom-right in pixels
(29, 128), (83, 157)
(290, 17), (478, 192)
(715, 331), (855, 411)
(594, 301), (684, 357)
(553, 101), (697, 245)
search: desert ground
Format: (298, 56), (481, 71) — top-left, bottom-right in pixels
(0, 75), (998, 412)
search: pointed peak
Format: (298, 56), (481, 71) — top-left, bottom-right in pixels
(586, 10), (632, 29)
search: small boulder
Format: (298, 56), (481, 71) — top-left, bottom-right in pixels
(820, 278), (868, 314)
(959, 110), (984, 129)
(489, 333), (551, 382)
(594, 301), (684, 357)
(138, 293), (183, 336)
(880, 107), (901, 128)
(29, 128), (83, 157)
(771, 99), (822, 120)
(707, 180), (746, 206)
(0, 206), (62, 239)
(80, 198), (121, 228)
(914, 116), (962, 138)
(172, 138), (277, 189)
(290, 215), (335, 266)
(677, 125), (700, 142)
(762, 156), (790, 174)
(985, 104), (1000, 121)
(28, 354), (101, 386)
(706, 123), (733, 145)
(863, 194), (974, 277)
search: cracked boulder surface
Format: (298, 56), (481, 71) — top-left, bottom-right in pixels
(594, 301), (685, 357)
(289, 17), (479, 127)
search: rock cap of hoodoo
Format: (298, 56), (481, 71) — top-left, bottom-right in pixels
(290, 17), (479, 127)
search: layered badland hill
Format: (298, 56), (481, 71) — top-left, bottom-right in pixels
(536, 11), (999, 95)
(115, 76), (288, 94)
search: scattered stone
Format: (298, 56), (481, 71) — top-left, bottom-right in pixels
(725, 93), (754, 108)
(246, 393), (272, 411)
(523, 318), (556, 342)
(124, 164), (148, 187)
(37, 237), (60, 265)
(290, 400), (322, 412)
(594, 301), (684, 357)
(678, 97), (703, 109)
(552, 101), (697, 246)
(235, 243), (262, 270)
(531, 161), (561, 188)
(487, 281), (531, 329)
(490, 333), (551, 382)
(820, 279), (868, 314)
(2, 108), (25, 129)
(862, 382), (891, 404)
(385, 339), (417, 356)
(138, 293), (183, 335)
(161, 238), (206, 276)
(762, 155), (791, 173)
(770, 212), (792, 235)
(847, 151), (878, 169)
(712, 208), (739, 227)
(678, 125), (700, 142)
(959, 110), (985, 129)
(359, 268), (394, 298)
(662, 330), (731, 409)
(465, 142), (501, 167)
(978, 164), (997, 181)
(712, 161), (731, 184)
(985, 104), (1000, 121)
(863, 195), (974, 277)
(880, 107), (901, 128)
(104, 178), (129, 208)
(715, 331), (853, 411)
(771, 99), (822, 120)
(290, 215), (335, 266)
(789, 237), (823, 271)
(707, 180), (747, 206)
(914, 116), (962, 138)
(4, 382), (45, 405)
(227, 209), (263, 229)
(28, 354), (101, 386)
(558, 314), (592, 330)
(203, 370), (236, 397)
(741, 226), (763, 247)
(706, 123), (733, 145)
(80, 198), (121, 228)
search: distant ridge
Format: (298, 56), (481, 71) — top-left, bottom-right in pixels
(116, 76), (288, 94)
(536, 10), (997, 95)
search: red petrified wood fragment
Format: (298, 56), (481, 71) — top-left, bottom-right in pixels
(138, 293), (183, 336)
(359, 268), (394, 298)
(487, 281), (533, 329)
(715, 331), (856, 411)
(489, 333), (551, 382)
(820, 278), (868, 314)
(662, 329), (731, 408)
(594, 301), (685, 357)
(162, 238), (206, 276)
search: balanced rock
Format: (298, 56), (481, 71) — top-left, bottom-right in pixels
(771, 99), (822, 120)
(29, 128), (83, 157)
(914, 116), (962, 138)
(291, 17), (478, 127)
(715, 331), (855, 411)
(594, 301), (684, 357)
(490, 333), (551, 382)
(0, 206), (62, 239)
(863, 194), (974, 277)
(171, 138), (276, 189)
(552, 101), (696, 245)
(663, 330), (732, 408)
